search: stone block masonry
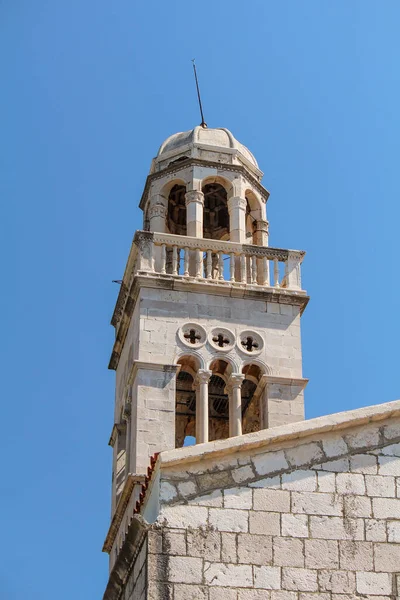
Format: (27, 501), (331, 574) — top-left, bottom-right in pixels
(104, 402), (400, 600)
(140, 406), (400, 600)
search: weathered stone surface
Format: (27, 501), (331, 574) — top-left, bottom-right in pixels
(253, 566), (281, 590)
(168, 556), (203, 583)
(281, 470), (317, 492)
(187, 529), (220, 561)
(209, 508), (249, 532)
(339, 541), (373, 571)
(273, 537), (304, 567)
(291, 492), (343, 516)
(281, 513), (309, 538)
(252, 451), (289, 476)
(356, 572), (393, 595)
(224, 487), (253, 509)
(304, 539), (339, 569)
(285, 443), (324, 467)
(253, 489), (290, 512)
(204, 563), (253, 587)
(174, 584), (208, 600)
(249, 511), (281, 536)
(373, 542), (400, 572)
(238, 534), (272, 565)
(281, 568), (318, 592)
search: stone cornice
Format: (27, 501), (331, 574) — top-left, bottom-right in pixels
(102, 473), (145, 554)
(108, 274), (309, 370)
(139, 157), (270, 210)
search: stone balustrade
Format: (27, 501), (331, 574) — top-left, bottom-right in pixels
(133, 231), (305, 291)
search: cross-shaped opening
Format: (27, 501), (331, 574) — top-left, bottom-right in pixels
(212, 333), (230, 348)
(184, 329), (201, 344)
(241, 336), (259, 352)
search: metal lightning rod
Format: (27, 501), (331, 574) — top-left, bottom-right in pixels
(192, 59), (207, 128)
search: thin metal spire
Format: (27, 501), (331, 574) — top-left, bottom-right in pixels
(192, 59), (207, 128)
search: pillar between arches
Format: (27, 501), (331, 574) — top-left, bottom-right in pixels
(185, 190), (204, 238)
(227, 373), (245, 437)
(227, 196), (246, 243)
(194, 369), (212, 444)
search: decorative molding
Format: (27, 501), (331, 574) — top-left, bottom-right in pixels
(178, 323), (207, 349)
(139, 157), (270, 210)
(196, 369), (212, 385)
(208, 327), (235, 352)
(238, 330), (264, 356)
(185, 190), (204, 206)
(148, 204), (167, 219)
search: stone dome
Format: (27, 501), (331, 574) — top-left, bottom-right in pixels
(157, 126), (258, 168)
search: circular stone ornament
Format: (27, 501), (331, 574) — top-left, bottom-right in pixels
(178, 323), (207, 348)
(237, 330), (263, 356)
(208, 327), (235, 352)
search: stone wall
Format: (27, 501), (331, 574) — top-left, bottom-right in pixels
(144, 416), (400, 599)
(121, 536), (147, 600)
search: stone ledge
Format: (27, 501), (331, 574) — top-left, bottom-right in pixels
(158, 399), (400, 469)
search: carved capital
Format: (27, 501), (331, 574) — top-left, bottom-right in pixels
(196, 369), (212, 385)
(253, 219), (269, 233)
(227, 373), (245, 389)
(148, 204), (167, 220)
(185, 190), (204, 207)
(227, 196), (246, 212)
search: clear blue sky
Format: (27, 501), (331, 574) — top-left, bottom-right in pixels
(1, 1), (399, 598)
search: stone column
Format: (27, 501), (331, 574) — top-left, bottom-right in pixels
(185, 190), (204, 238)
(227, 374), (245, 437)
(227, 196), (246, 243)
(195, 369), (212, 444)
(253, 219), (270, 284)
(185, 190), (204, 276)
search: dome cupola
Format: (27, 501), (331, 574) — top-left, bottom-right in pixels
(151, 126), (261, 178)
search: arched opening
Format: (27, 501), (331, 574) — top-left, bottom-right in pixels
(241, 362), (266, 433)
(245, 198), (255, 243)
(175, 369), (196, 448)
(167, 184), (187, 236)
(245, 190), (264, 246)
(175, 355), (200, 448)
(203, 183), (229, 240)
(208, 358), (233, 441)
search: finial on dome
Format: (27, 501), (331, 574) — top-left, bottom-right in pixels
(192, 59), (207, 128)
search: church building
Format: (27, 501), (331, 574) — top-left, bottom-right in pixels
(102, 125), (400, 600)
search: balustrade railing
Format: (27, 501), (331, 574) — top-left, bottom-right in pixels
(134, 231), (305, 291)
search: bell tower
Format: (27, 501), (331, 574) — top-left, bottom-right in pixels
(103, 125), (309, 569)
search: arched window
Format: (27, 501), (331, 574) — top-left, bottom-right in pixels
(167, 184), (187, 236)
(175, 369), (196, 448)
(203, 183), (229, 240)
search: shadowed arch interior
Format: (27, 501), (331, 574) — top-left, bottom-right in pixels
(202, 183), (229, 240)
(167, 184), (187, 235)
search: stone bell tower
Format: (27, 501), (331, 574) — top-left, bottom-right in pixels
(103, 125), (309, 576)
